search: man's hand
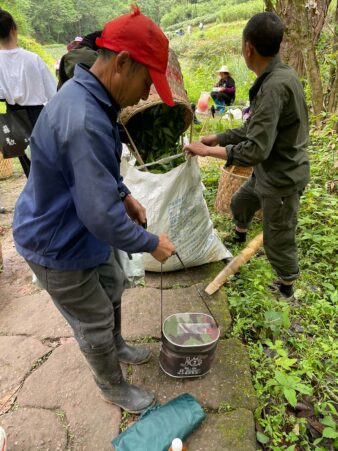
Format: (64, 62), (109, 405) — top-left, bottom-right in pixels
(151, 234), (176, 263)
(184, 141), (212, 157)
(201, 134), (219, 146)
(124, 194), (146, 226)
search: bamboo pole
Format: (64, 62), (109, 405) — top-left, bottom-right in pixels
(120, 122), (147, 168)
(205, 232), (264, 295)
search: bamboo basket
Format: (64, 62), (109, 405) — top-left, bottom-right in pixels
(0, 153), (13, 179)
(120, 49), (193, 138)
(214, 165), (253, 216)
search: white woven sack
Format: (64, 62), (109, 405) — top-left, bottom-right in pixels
(122, 157), (232, 272)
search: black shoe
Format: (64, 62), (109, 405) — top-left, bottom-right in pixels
(193, 117), (201, 125)
(269, 280), (294, 301)
(83, 347), (154, 413)
(113, 302), (151, 365)
(116, 338), (151, 365)
(223, 230), (247, 246)
(100, 380), (155, 413)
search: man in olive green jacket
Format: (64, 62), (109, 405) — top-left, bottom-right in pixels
(185, 12), (310, 300)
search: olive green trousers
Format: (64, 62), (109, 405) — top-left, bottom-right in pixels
(230, 176), (302, 281)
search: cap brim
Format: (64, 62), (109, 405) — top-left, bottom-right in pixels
(149, 68), (174, 107)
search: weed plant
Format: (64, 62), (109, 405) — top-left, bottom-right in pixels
(199, 114), (338, 450)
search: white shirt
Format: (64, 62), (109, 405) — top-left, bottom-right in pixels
(0, 48), (56, 106)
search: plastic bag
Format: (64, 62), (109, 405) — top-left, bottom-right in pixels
(122, 157), (232, 272)
(117, 250), (145, 288)
(0, 109), (32, 158)
(112, 393), (205, 451)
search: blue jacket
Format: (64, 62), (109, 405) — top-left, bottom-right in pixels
(13, 65), (159, 270)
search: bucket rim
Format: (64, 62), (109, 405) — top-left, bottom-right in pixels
(162, 312), (220, 348)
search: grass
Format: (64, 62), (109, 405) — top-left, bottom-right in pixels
(44, 44), (66, 63)
(198, 114), (338, 450)
(170, 20), (256, 104)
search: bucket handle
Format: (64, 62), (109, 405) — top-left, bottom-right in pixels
(160, 253), (219, 330)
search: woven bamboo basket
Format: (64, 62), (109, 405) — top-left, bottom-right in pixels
(214, 165), (253, 216)
(120, 49), (193, 145)
(0, 153), (13, 179)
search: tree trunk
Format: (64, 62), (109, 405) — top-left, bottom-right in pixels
(326, 1), (338, 115)
(294, 1), (324, 116)
(303, 45), (324, 115)
(279, 0), (306, 75)
(264, 0), (331, 117)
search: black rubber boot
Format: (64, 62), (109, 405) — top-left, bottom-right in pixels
(83, 346), (154, 413)
(113, 302), (151, 365)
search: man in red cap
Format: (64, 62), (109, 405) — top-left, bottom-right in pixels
(13, 6), (175, 413)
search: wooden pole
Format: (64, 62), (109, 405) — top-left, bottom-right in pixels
(205, 232), (264, 295)
(120, 122), (147, 168)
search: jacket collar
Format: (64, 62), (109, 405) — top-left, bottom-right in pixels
(249, 54), (281, 102)
(73, 64), (121, 120)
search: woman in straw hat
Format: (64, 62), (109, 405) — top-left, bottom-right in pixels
(211, 65), (236, 107)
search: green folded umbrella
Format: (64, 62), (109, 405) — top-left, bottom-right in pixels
(112, 393), (205, 451)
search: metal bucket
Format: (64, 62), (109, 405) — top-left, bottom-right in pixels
(159, 312), (220, 378)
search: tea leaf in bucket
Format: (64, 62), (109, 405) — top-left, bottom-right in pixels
(126, 104), (187, 172)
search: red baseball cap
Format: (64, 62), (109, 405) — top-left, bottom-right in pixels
(96, 5), (174, 106)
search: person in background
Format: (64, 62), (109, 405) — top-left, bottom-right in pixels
(185, 12), (309, 302)
(0, 8), (56, 177)
(57, 31), (102, 89)
(66, 36), (83, 51)
(13, 5), (176, 414)
(210, 65), (236, 108)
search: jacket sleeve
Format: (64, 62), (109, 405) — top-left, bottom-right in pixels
(225, 86), (284, 167)
(217, 121), (248, 146)
(62, 125), (159, 254)
(224, 78), (235, 93)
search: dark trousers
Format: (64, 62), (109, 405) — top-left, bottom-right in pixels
(6, 104), (44, 178)
(231, 176), (301, 281)
(211, 91), (234, 106)
(27, 249), (127, 355)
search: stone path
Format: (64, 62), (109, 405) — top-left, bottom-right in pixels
(0, 175), (258, 450)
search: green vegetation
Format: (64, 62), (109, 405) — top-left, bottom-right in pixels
(1, 0), (258, 43)
(127, 104), (187, 172)
(163, 0), (262, 30)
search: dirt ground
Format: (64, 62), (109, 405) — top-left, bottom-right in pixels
(0, 174), (37, 308)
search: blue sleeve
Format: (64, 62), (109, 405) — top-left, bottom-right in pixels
(62, 125), (159, 254)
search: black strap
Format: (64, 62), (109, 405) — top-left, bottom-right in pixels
(160, 254), (219, 329)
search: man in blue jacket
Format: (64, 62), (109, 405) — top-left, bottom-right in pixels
(13, 6), (176, 413)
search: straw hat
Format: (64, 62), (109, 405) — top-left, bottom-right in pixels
(217, 65), (230, 74)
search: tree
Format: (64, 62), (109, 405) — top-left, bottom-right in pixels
(1, 0), (32, 35)
(264, 0), (337, 118)
(326, 1), (338, 114)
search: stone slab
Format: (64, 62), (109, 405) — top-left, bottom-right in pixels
(1, 407), (67, 451)
(131, 340), (258, 412)
(0, 291), (72, 339)
(122, 284), (231, 340)
(145, 261), (226, 289)
(17, 343), (121, 451)
(0, 336), (49, 399)
(186, 409), (257, 451)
